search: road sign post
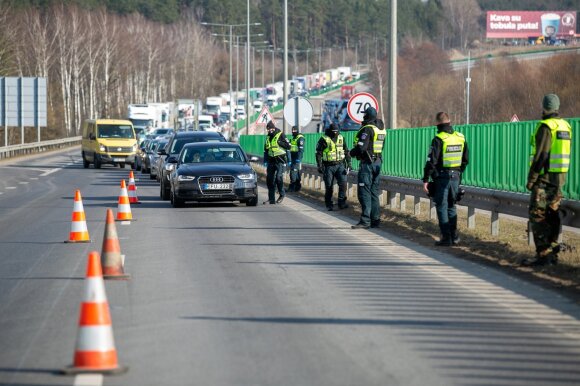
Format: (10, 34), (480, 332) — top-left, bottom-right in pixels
(347, 92), (379, 124)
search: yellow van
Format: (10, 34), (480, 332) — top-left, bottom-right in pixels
(81, 119), (138, 169)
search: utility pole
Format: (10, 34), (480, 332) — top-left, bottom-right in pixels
(389, 0), (397, 129)
(283, 0), (288, 133)
(261, 50), (265, 86)
(466, 51), (471, 125)
(246, 0), (250, 136)
(271, 50), (275, 83)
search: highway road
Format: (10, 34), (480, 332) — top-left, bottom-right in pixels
(1, 148), (580, 386)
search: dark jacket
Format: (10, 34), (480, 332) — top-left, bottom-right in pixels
(263, 128), (291, 163)
(315, 133), (352, 168)
(528, 112), (568, 188)
(349, 118), (380, 163)
(422, 123), (469, 182)
(290, 134), (305, 162)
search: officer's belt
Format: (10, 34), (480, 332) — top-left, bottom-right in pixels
(322, 161), (342, 166)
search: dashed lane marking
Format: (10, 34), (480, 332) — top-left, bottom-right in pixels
(74, 374), (103, 386)
(5, 187), (16, 190)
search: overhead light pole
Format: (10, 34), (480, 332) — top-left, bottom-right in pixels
(283, 0), (288, 133)
(389, 0), (397, 129)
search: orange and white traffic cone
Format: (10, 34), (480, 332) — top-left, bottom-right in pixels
(116, 180), (133, 222)
(65, 190), (91, 243)
(101, 209), (130, 280)
(62, 251), (128, 375)
(127, 171), (140, 204)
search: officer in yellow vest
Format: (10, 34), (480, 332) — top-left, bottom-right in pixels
(263, 120), (291, 204)
(350, 107), (386, 229)
(521, 94), (572, 266)
(422, 112), (469, 245)
(288, 126), (305, 192)
(316, 123), (352, 211)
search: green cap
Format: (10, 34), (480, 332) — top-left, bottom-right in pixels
(542, 94), (560, 113)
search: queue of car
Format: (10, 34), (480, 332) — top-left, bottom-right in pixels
(82, 119), (259, 207)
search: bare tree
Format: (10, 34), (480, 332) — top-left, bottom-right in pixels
(441, 0), (481, 50)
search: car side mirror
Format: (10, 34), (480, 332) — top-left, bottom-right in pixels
(167, 156), (178, 164)
(158, 149), (167, 155)
(89, 133), (96, 140)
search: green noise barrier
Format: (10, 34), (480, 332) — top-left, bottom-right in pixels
(241, 118), (579, 200)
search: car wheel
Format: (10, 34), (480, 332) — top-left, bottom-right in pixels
(161, 179), (170, 200)
(119, 163), (126, 168)
(82, 152), (89, 169)
(246, 196), (258, 207)
(171, 191), (184, 208)
(94, 155), (102, 169)
(149, 173), (155, 180)
(130, 163), (135, 170)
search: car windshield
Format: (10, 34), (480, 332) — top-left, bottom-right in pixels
(180, 146), (245, 164)
(98, 124), (134, 139)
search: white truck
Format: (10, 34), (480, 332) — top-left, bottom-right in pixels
(127, 104), (157, 137)
(205, 96), (223, 123)
(337, 66), (352, 81)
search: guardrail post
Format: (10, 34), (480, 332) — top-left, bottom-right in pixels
(380, 190), (387, 207)
(430, 200), (437, 220)
(389, 191), (397, 210)
(413, 196), (421, 215)
(467, 206), (476, 229)
(527, 221), (534, 246)
(491, 211), (499, 236)
(400, 194), (407, 212)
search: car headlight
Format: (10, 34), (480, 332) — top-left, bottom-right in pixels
(178, 175), (196, 181)
(165, 164), (175, 172)
(237, 173), (256, 180)
(99, 144), (107, 152)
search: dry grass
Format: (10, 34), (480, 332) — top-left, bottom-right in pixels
(258, 170), (580, 299)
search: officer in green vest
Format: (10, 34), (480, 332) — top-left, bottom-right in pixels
(350, 107), (386, 229)
(263, 120), (291, 204)
(521, 94), (572, 266)
(288, 126), (305, 192)
(422, 112), (469, 246)
(316, 123), (352, 211)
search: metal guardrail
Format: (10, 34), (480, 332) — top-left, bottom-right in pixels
(251, 159), (579, 235)
(0, 137), (82, 160)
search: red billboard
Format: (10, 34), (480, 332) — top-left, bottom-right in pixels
(486, 11), (577, 39)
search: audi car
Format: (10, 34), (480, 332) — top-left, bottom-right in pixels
(158, 131), (227, 200)
(168, 142), (258, 207)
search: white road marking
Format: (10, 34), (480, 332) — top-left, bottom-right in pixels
(18, 182), (29, 185)
(73, 374), (103, 386)
(39, 168), (60, 176)
(29, 177), (39, 180)
(121, 221), (131, 225)
(5, 187), (16, 190)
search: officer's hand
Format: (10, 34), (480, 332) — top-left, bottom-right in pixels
(264, 162), (268, 167)
(287, 162), (292, 168)
(526, 181), (534, 191)
(296, 160), (301, 164)
(423, 182), (429, 194)
(317, 166), (324, 174)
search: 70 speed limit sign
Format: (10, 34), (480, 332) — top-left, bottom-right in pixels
(347, 92), (379, 124)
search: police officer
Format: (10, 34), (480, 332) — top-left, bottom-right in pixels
(263, 120), (291, 204)
(288, 126), (305, 192)
(316, 123), (352, 211)
(422, 112), (469, 246)
(350, 107), (386, 229)
(521, 94), (572, 266)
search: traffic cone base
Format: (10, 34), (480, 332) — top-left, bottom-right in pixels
(102, 209), (130, 280)
(66, 190), (91, 243)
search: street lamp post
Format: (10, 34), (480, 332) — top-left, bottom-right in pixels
(283, 0), (288, 133)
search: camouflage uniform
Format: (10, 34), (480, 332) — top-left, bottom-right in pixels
(524, 108), (571, 266)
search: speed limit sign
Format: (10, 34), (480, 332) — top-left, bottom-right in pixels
(347, 92), (379, 124)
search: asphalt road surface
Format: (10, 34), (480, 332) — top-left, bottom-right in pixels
(1, 148), (580, 386)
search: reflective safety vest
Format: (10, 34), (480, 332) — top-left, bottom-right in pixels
(354, 125), (386, 154)
(436, 131), (465, 169)
(290, 134), (304, 153)
(530, 118), (572, 173)
(322, 135), (345, 162)
(265, 132), (286, 157)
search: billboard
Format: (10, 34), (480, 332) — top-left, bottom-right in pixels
(486, 11), (577, 39)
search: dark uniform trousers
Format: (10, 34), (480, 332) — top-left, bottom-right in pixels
(529, 182), (562, 254)
(357, 160), (381, 225)
(323, 163), (347, 208)
(433, 170), (460, 240)
(289, 155), (302, 191)
(266, 161), (285, 202)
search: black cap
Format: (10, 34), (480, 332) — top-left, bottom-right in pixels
(266, 120), (275, 129)
(329, 123), (339, 132)
(363, 106), (377, 121)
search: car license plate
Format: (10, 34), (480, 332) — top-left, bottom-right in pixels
(203, 183), (231, 190)
(113, 158), (125, 162)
